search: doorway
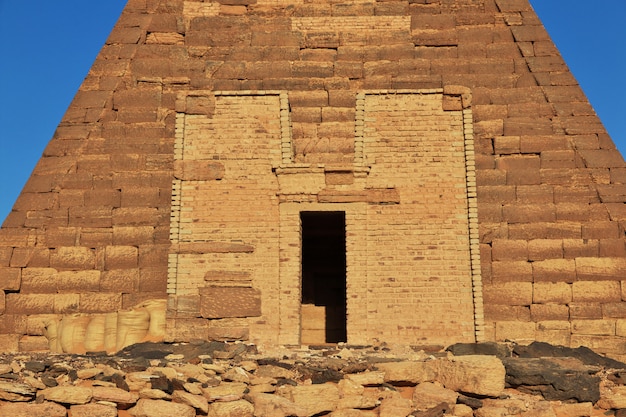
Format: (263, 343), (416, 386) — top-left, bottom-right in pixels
(300, 211), (347, 344)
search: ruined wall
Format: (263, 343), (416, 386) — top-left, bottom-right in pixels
(0, 0), (625, 356)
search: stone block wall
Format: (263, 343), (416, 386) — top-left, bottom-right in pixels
(0, 0), (624, 356)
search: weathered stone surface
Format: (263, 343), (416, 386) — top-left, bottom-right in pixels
(378, 394), (412, 417)
(412, 382), (458, 411)
(0, 401), (67, 417)
(129, 398), (196, 417)
(375, 360), (437, 384)
(0, 380), (36, 401)
(70, 403), (118, 417)
(207, 399), (254, 417)
(435, 356), (505, 397)
(513, 341), (626, 369)
(345, 370), (385, 386)
(92, 385), (139, 404)
(246, 392), (307, 417)
(199, 287), (261, 319)
(597, 384), (626, 409)
(503, 357), (600, 402)
(38, 385), (93, 404)
(278, 383), (340, 416)
(172, 389), (209, 413)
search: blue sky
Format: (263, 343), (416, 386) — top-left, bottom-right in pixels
(0, 1), (624, 223)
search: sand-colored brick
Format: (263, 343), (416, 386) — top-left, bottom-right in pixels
(530, 304), (569, 321)
(572, 281), (621, 303)
(569, 303), (603, 320)
(575, 257), (626, 281)
(0, 267), (21, 291)
(491, 261), (532, 282)
(105, 246), (138, 270)
(532, 259), (576, 282)
(483, 282), (532, 306)
(532, 282), (571, 304)
(491, 240), (527, 261)
(50, 247), (96, 270)
(571, 320), (615, 336)
(527, 239), (563, 261)
(494, 321), (535, 342)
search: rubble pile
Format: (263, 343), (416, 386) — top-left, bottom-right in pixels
(0, 341), (625, 417)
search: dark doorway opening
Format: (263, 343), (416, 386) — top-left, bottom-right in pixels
(300, 211), (347, 343)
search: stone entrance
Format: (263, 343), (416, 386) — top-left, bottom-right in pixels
(300, 211), (347, 344)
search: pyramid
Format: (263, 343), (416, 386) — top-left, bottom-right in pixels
(1, 0), (625, 356)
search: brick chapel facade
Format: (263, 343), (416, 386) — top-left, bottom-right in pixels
(1, 0), (625, 357)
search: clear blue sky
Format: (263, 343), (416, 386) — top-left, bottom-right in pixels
(0, 1), (624, 223)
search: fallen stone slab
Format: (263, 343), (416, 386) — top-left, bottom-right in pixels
(0, 401), (67, 417)
(502, 356), (600, 403)
(513, 341), (626, 369)
(435, 355), (505, 398)
(128, 398), (196, 417)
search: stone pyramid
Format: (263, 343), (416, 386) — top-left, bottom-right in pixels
(1, 0), (625, 357)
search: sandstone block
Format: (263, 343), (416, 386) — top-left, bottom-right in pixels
(345, 371), (384, 387)
(483, 282), (532, 306)
(165, 318), (209, 342)
(532, 259), (576, 283)
(246, 393), (307, 417)
(70, 403), (117, 417)
(491, 261), (532, 282)
(378, 394), (412, 417)
(376, 361), (437, 384)
(530, 304), (569, 321)
(278, 383), (339, 416)
(50, 247), (96, 270)
(597, 385), (626, 409)
(101, 269), (139, 293)
(569, 303), (603, 320)
(0, 334), (19, 352)
(172, 390), (209, 414)
(495, 321), (536, 342)
(602, 303), (626, 319)
(491, 239), (527, 261)
(57, 270), (100, 293)
(533, 282), (572, 304)
(575, 257), (626, 280)
(412, 382), (458, 411)
(129, 398), (196, 417)
(0, 267), (21, 292)
(105, 246), (139, 269)
(503, 204), (555, 223)
(6, 294), (54, 315)
(572, 281), (621, 303)
(563, 239), (599, 259)
(571, 320), (615, 336)
(112, 207), (160, 227)
(199, 287), (261, 318)
(39, 385), (93, 404)
(483, 305), (530, 321)
(528, 239), (563, 261)
(18, 335), (49, 352)
(206, 399), (254, 416)
(80, 293), (123, 313)
(436, 355), (505, 397)
(0, 401), (67, 417)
